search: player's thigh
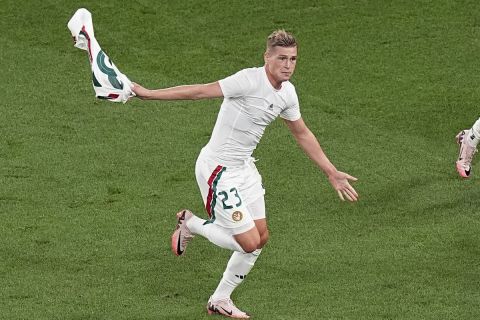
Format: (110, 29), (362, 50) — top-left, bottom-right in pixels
(246, 196), (268, 248)
(198, 162), (256, 233)
(254, 218), (269, 247)
(212, 171), (255, 231)
(195, 155), (213, 202)
(247, 194), (266, 221)
(241, 161), (266, 216)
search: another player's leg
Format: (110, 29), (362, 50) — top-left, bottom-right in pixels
(456, 118), (480, 178)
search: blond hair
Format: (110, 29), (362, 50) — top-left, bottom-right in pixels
(266, 29), (297, 52)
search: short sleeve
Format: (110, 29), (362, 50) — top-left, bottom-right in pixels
(280, 86), (301, 121)
(218, 69), (253, 98)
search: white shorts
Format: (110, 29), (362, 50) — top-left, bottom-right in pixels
(195, 148), (266, 234)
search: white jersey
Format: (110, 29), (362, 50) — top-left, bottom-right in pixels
(203, 66), (301, 166)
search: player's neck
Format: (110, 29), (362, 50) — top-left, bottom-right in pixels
(264, 67), (283, 90)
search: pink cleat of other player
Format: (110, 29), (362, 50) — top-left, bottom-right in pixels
(207, 296), (250, 319)
(171, 209), (194, 256)
(456, 129), (477, 178)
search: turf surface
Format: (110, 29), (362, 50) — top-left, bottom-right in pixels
(1, 0), (479, 319)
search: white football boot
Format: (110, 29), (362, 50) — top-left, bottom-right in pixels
(456, 129), (477, 178)
(171, 209), (194, 256)
(207, 296), (250, 319)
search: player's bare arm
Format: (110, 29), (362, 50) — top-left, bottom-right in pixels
(284, 118), (359, 202)
(132, 81), (223, 100)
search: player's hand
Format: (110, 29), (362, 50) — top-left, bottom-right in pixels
(327, 170), (358, 202)
(131, 82), (151, 99)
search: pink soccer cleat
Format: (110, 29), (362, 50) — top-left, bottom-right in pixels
(171, 209), (194, 256)
(207, 296), (250, 319)
(456, 129), (477, 178)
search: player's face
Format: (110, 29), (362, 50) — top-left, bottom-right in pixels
(264, 46), (297, 88)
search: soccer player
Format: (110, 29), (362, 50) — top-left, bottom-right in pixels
(456, 118), (480, 178)
(132, 30), (358, 319)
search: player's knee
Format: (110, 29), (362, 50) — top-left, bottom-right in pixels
(240, 241), (258, 253)
(239, 235), (261, 253)
(235, 225), (261, 253)
(258, 229), (269, 248)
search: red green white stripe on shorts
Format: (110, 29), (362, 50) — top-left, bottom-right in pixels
(205, 165), (226, 223)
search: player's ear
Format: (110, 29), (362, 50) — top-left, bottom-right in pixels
(263, 51), (269, 64)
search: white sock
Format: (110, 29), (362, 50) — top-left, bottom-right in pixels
(211, 249), (262, 301)
(186, 214), (244, 252)
(468, 118), (480, 147)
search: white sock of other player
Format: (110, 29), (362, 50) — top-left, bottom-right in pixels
(186, 214), (245, 253)
(468, 118), (480, 147)
(211, 249), (262, 301)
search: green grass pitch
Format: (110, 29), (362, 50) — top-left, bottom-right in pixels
(1, 0), (479, 319)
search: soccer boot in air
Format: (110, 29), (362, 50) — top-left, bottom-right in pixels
(171, 209), (194, 256)
(456, 129), (477, 178)
(207, 297), (250, 319)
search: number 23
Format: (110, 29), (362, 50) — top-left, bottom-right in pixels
(218, 188), (242, 209)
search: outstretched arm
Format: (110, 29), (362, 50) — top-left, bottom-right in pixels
(284, 118), (358, 202)
(132, 82), (223, 100)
